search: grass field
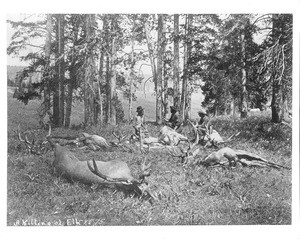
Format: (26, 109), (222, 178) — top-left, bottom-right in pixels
(7, 87), (292, 226)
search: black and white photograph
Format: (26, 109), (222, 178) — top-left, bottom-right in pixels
(2, 0), (300, 239)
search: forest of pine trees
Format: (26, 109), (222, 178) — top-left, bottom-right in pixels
(7, 14), (293, 127)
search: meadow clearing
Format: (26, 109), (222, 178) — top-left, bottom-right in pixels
(7, 87), (292, 226)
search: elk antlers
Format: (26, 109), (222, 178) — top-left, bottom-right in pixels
(87, 159), (133, 185)
(87, 154), (151, 186)
(87, 149), (156, 201)
(112, 130), (128, 144)
(17, 124), (51, 155)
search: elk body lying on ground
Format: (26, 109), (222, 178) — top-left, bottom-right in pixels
(129, 126), (167, 150)
(158, 126), (188, 146)
(17, 125), (156, 201)
(168, 121), (289, 170)
(249, 108), (261, 113)
(50, 142), (156, 199)
(198, 147), (290, 169)
(169, 120), (201, 164)
(76, 132), (111, 151)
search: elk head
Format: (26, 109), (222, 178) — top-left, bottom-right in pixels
(110, 130), (134, 152)
(17, 124), (52, 155)
(87, 148), (156, 201)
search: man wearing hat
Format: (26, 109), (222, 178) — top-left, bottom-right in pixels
(197, 109), (211, 137)
(133, 106), (145, 138)
(167, 106), (181, 130)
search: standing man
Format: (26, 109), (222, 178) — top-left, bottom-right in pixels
(132, 106), (145, 139)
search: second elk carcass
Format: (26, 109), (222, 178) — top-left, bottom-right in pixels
(198, 147), (290, 169)
(158, 126), (188, 146)
(76, 132), (111, 151)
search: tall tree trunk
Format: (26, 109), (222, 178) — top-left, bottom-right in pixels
(271, 14), (283, 123)
(64, 77), (73, 127)
(231, 98), (236, 118)
(272, 14), (292, 122)
(64, 16), (79, 128)
(173, 14), (181, 110)
(271, 71), (283, 123)
(156, 14), (165, 124)
(163, 60), (169, 119)
(105, 54), (111, 124)
(144, 15), (157, 91)
(53, 14), (65, 127)
(128, 35), (135, 121)
(97, 48), (104, 125)
(84, 14), (96, 126)
(41, 14), (52, 127)
(105, 16), (118, 125)
(110, 34), (117, 125)
(181, 14), (193, 121)
(240, 29), (248, 118)
(281, 74), (288, 120)
(162, 15), (168, 119)
(58, 14), (65, 126)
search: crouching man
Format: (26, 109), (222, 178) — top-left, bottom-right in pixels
(197, 109), (212, 139)
(165, 106), (181, 130)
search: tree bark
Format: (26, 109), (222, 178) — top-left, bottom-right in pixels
(163, 59), (169, 119)
(271, 14), (292, 122)
(105, 53), (111, 124)
(65, 16), (80, 128)
(271, 14), (283, 123)
(144, 15), (157, 91)
(58, 14), (65, 126)
(128, 34), (135, 121)
(105, 17), (118, 125)
(240, 29), (248, 118)
(64, 77), (73, 127)
(181, 14), (193, 121)
(110, 35), (117, 125)
(84, 14), (96, 126)
(231, 98), (236, 118)
(97, 47), (104, 125)
(53, 15), (59, 126)
(41, 14), (52, 127)
(156, 14), (165, 124)
(271, 66), (283, 123)
(162, 15), (168, 119)
(173, 14), (181, 110)
(53, 14), (65, 127)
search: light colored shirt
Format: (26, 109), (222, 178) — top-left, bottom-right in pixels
(134, 115), (145, 129)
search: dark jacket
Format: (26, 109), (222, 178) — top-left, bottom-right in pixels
(198, 115), (210, 129)
(169, 112), (181, 129)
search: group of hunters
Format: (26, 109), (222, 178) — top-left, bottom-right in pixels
(132, 105), (211, 141)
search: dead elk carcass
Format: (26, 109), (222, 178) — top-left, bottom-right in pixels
(51, 142), (156, 200)
(168, 120), (201, 165)
(17, 126), (156, 201)
(198, 147), (290, 169)
(158, 126), (188, 146)
(168, 122), (289, 170)
(76, 132), (111, 151)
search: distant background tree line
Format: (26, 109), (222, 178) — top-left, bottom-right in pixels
(7, 14), (292, 128)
